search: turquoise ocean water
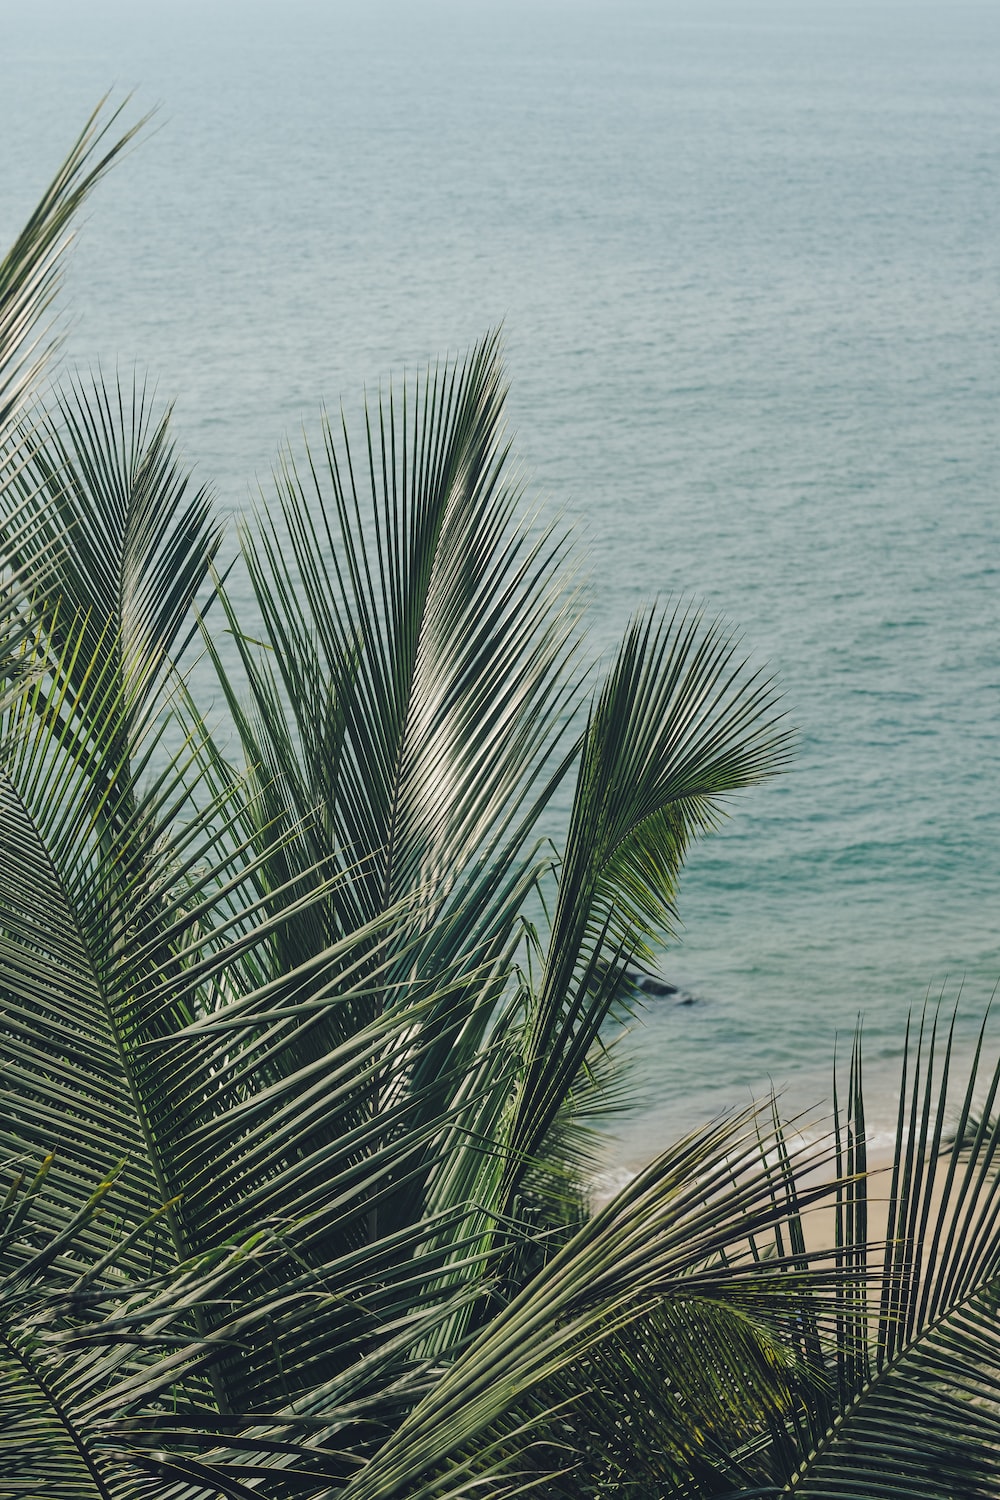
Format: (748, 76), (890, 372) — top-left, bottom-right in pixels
(3, 0), (999, 1180)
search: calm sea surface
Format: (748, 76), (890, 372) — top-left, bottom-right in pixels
(3, 0), (1000, 1178)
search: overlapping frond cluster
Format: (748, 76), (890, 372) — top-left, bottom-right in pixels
(2, 103), (999, 1500)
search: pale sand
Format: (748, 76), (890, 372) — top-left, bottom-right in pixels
(797, 1147), (992, 1263)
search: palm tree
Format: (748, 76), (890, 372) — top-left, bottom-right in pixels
(2, 103), (1000, 1500)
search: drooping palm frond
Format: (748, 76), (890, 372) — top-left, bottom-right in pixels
(0, 1108), (846, 1500)
(0, 1154), (320, 1500)
(0, 102), (149, 742)
(0, 98), (147, 438)
(336, 1104), (842, 1500)
(502, 604), (792, 1211)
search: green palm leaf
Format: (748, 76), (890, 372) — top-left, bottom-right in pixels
(2, 373), (222, 764)
(0, 1111), (845, 1500)
(503, 604), (791, 1202)
(774, 1012), (1000, 1498)
(340, 1105), (841, 1500)
(0, 99), (146, 437)
(215, 333), (581, 987)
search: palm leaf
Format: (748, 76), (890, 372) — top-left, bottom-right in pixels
(1, 373), (222, 768)
(501, 603), (791, 1212)
(340, 1104), (842, 1500)
(216, 331), (582, 993)
(0, 98), (147, 437)
(771, 1010), (1000, 1497)
(0, 1112), (845, 1500)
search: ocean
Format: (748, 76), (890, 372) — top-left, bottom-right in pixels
(3, 0), (999, 1179)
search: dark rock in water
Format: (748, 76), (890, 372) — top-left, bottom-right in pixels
(619, 968), (697, 1004)
(634, 974), (678, 998)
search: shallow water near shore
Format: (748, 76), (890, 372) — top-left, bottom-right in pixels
(4, 0), (1000, 1176)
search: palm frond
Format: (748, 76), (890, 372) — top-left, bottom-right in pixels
(1, 372), (222, 764)
(503, 604), (792, 1203)
(341, 1103), (841, 1500)
(769, 1010), (1000, 1497)
(220, 332), (582, 984)
(0, 98), (147, 436)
